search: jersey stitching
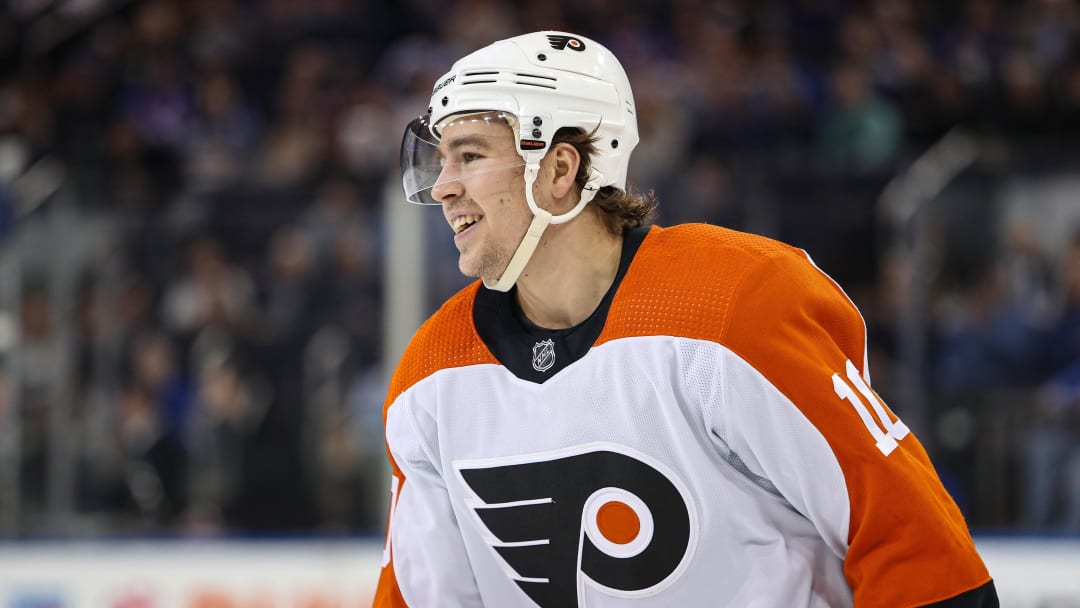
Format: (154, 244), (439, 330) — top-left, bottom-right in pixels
(717, 251), (782, 343)
(716, 342), (853, 553)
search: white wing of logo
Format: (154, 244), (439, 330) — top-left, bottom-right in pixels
(532, 339), (556, 372)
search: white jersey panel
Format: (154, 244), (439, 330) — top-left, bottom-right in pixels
(678, 337), (853, 560)
(385, 335), (853, 607)
(384, 381), (485, 607)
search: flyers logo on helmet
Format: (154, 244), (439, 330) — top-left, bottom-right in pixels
(455, 444), (697, 608)
(546, 35), (586, 52)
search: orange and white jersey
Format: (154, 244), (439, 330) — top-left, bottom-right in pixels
(374, 224), (996, 608)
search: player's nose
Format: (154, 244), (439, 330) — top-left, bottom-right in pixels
(431, 167), (463, 204)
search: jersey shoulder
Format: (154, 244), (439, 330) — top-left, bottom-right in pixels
(605, 223), (869, 410)
(599, 223), (824, 345)
(385, 281), (497, 410)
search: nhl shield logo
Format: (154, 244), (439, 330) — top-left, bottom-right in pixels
(532, 339), (556, 372)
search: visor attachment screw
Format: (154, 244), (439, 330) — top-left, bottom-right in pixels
(532, 128), (542, 137)
(537, 53), (547, 61)
(611, 139), (619, 148)
(532, 117), (543, 126)
(441, 96), (448, 106)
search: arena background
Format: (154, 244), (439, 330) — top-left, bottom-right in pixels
(1, 0), (1080, 605)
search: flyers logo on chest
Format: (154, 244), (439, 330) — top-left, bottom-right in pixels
(455, 444), (697, 607)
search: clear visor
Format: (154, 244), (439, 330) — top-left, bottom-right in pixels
(400, 111), (526, 205)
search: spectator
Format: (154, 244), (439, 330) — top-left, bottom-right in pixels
(162, 234), (257, 338)
(106, 382), (188, 529)
(184, 349), (269, 532)
(182, 66), (260, 193)
(15, 282), (59, 531)
(816, 60), (903, 172)
(261, 225), (326, 347)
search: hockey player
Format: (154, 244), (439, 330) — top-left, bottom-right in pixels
(375, 31), (998, 607)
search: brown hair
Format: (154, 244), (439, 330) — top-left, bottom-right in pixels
(552, 127), (658, 235)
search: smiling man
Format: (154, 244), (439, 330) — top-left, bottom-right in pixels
(375, 31), (998, 608)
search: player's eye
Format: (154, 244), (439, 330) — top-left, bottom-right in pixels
(437, 149), (486, 170)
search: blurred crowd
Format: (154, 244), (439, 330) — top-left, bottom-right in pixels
(1, 0), (1079, 536)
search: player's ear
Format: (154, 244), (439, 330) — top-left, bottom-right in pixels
(547, 142), (582, 199)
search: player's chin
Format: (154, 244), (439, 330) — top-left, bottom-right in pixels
(460, 258), (503, 284)
(457, 257), (481, 279)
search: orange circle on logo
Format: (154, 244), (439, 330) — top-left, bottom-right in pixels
(596, 500), (640, 545)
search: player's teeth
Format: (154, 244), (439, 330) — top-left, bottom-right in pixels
(454, 215), (481, 233)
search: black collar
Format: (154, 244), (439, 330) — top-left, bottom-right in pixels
(473, 226), (649, 383)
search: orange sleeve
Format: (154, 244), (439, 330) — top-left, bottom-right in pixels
(722, 248), (991, 607)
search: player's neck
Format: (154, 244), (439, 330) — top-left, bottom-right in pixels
(514, 209), (622, 330)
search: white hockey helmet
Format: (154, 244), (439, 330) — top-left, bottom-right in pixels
(400, 32), (639, 291)
(401, 31), (639, 204)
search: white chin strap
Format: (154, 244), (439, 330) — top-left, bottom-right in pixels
(482, 159), (602, 292)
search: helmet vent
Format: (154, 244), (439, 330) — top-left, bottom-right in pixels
(515, 72), (556, 81)
(513, 71), (557, 90)
(513, 80), (557, 90)
(457, 69), (560, 90)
